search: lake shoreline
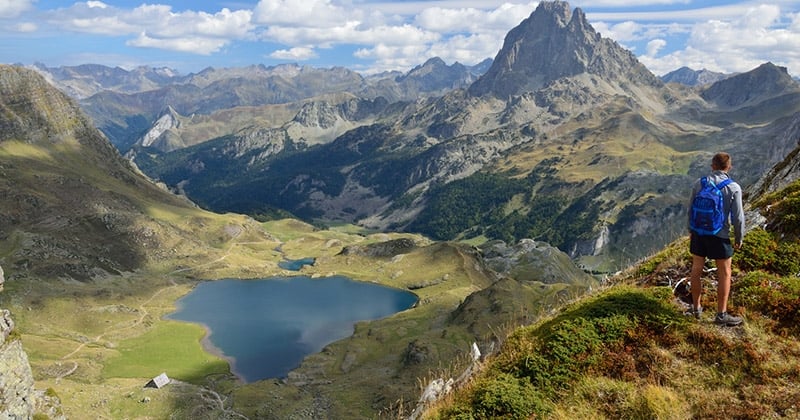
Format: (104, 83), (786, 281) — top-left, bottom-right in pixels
(167, 275), (418, 383)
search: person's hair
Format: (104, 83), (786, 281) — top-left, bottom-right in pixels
(711, 152), (731, 171)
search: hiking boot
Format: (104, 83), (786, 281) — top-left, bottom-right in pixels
(714, 312), (743, 327)
(691, 306), (703, 320)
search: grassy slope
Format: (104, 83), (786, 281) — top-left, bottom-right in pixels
(421, 180), (800, 419)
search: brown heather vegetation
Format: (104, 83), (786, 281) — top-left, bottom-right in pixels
(422, 179), (800, 419)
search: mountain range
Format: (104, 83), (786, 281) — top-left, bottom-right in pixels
(40, 0), (795, 272)
(4, 0), (800, 418)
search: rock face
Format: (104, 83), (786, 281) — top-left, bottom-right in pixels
(0, 286), (64, 419)
(468, 0), (662, 98)
(0, 309), (35, 419)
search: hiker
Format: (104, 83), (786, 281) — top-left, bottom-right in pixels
(687, 152), (745, 326)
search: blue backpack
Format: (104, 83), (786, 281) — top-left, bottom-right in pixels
(690, 177), (732, 236)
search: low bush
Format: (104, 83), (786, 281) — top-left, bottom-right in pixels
(734, 228), (800, 276)
(734, 270), (800, 336)
(469, 372), (549, 419)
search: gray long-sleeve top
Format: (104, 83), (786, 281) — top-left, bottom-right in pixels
(688, 170), (746, 245)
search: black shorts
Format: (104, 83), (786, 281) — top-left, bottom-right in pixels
(690, 233), (733, 259)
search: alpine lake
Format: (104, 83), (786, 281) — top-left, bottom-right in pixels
(167, 260), (418, 382)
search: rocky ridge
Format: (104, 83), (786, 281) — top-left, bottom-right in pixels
(35, 60), (488, 153)
(661, 66), (729, 86)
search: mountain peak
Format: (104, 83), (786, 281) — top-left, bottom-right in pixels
(661, 66), (729, 86)
(468, 0), (660, 98)
(701, 62), (799, 108)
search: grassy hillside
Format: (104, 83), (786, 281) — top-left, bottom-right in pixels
(421, 179), (800, 419)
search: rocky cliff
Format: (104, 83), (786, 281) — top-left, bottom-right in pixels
(0, 265), (64, 419)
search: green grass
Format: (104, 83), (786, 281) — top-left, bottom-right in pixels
(102, 321), (229, 383)
(424, 175), (800, 419)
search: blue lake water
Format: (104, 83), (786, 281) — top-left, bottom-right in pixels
(278, 257), (316, 271)
(167, 276), (418, 383)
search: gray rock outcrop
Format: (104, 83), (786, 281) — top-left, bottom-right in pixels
(0, 266), (65, 419)
(0, 308), (65, 420)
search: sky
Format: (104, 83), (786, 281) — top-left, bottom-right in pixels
(1, 0), (800, 77)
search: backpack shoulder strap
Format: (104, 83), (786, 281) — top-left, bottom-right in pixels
(717, 179), (733, 189)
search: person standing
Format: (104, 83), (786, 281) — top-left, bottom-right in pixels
(687, 152), (745, 326)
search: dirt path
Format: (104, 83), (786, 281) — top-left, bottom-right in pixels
(59, 277), (178, 360)
(59, 229), (255, 361)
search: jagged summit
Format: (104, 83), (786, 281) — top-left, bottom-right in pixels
(469, 0), (662, 98)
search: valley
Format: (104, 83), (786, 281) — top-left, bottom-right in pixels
(2, 0), (800, 418)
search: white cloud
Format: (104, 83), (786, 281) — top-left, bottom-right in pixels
(645, 38), (666, 57)
(270, 47), (318, 60)
(587, 3), (763, 22)
(45, 3), (254, 54)
(127, 32), (230, 55)
(14, 21), (36, 32)
(86, 1), (108, 9)
(255, 1), (534, 71)
(0, 0), (33, 18)
(593, 20), (642, 42)
(254, 0), (354, 27)
(414, 3), (533, 33)
(426, 32), (505, 64)
(575, 1), (800, 77)
(8, 0), (800, 76)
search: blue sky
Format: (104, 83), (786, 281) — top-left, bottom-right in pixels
(1, 0), (799, 77)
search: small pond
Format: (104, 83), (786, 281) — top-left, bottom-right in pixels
(168, 275), (417, 382)
(278, 257), (315, 271)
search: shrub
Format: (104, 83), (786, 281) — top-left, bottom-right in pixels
(734, 271), (800, 335)
(733, 228), (800, 276)
(772, 241), (800, 276)
(496, 288), (686, 399)
(470, 372), (549, 419)
(734, 228), (777, 272)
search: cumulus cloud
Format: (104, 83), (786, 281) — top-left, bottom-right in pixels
(253, 0), (354, 27)
(5, 0), (800, 76)
(645, 39), (666, 57)
(42, 3), (253, 54)
(414, 3), (532, 33)
(0, 0), (33, 18)
(587, 2), (800, 77)
(256, 1), (533, 70)
(270, 47), (318, 60)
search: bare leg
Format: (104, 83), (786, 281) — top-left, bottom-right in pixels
(715, 258), (732, 313)
(690, 255), (705, 309)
